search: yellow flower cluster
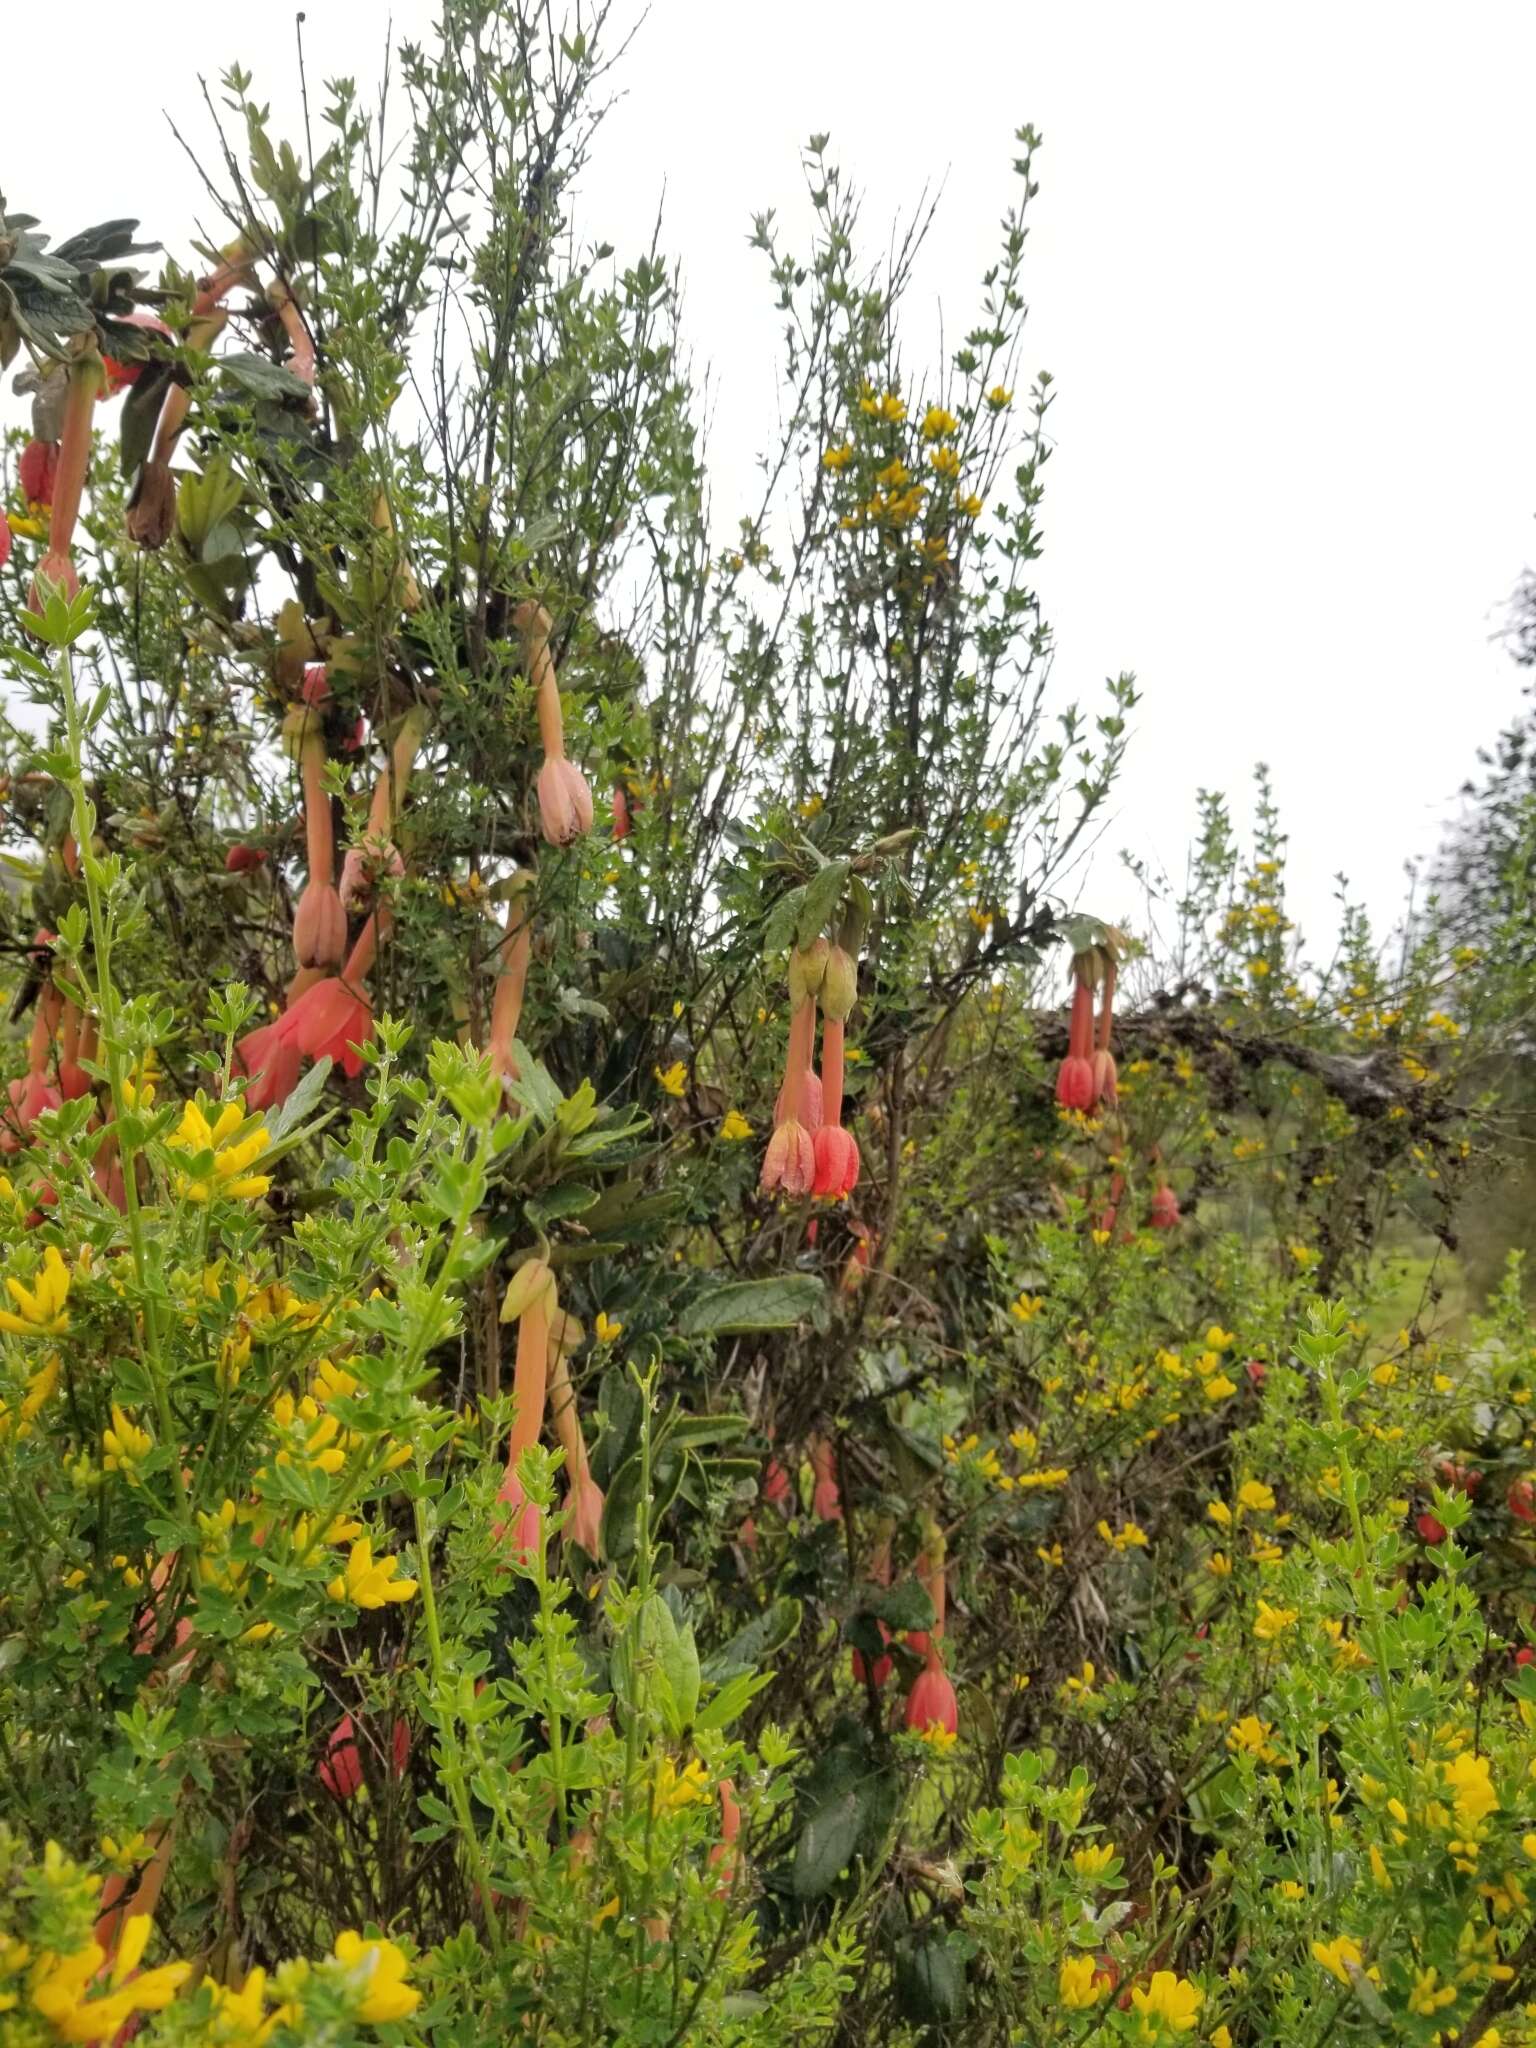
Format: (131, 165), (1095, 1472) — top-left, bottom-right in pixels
(167, 1099), (272, 1203)
(0, 1246), (73, 1339)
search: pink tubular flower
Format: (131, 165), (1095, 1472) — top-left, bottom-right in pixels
(225, 843), (267, 874)
(852, 1626), (893, 1689)
(0, 512), (10, 572)
(565, 1473), (605, 1558)
(319, 1715), (364, 1800)
(1055, 975), (1097, 1110)
(495, 1470), (545, 1564)
(760, 1117), (815, 1195)
(1, 1072), (61, 1151)
(28, 550), (80, 614)
(1149, 1182), (1181, 1230)
(339, 837), (404, 913)
(538, 755), (595, 846)
(238, 1024), (303, 1112)
(612, 785), (632, 839)
(905, 1651), (959, 1738)
(292, 880), (347, 970)
(761, 1457), (791, 1510)
(279, 974), (372, 1075)
(812, 1123), (860, 1200)
(18, 439), (59, 508)
(809, 1437), (842, 1522)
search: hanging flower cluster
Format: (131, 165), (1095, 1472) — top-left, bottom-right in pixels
(761, 907), (864, 1203)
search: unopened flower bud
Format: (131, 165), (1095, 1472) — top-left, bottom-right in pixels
(821, 944), (857, 1022)
(499, 1257), (555, 1326)
(788, 937), (829, 1007)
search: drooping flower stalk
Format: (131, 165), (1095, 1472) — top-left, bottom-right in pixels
(904, 1521), (959, 1738)
(547, 1312), (604, 1558)
(127, 241), (253, 548)
(812, 940), (860, 1199)
(495, 1259), (556, 1560)
(852, 1516), (895, 1689)
(488, 870), (535, 1085)
(1092, 955), (1118, 1107)
(1054, 955), (1098, 1111)
(292, 724), (345, 969)
(29, 355), (99, 604)
(266, 278), (317, 387)
(809, 1435), (842, 1522)
(516, 601), (593, 845)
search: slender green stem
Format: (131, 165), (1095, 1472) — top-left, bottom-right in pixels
(413, 1491), (504, 1956)
(55, 647), (184, 1509)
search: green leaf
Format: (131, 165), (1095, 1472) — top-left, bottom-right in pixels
(218, 352), (313, 404)
(872, 1580), (935, 1633)
(894, 1934), (969, 2023)
(796, 858), (850, 948)
(792, 1791), (862, 1898)
(701, 1596), (801, 1682)
(600, 1443), (685, 1562)
(678, 1275), (825, 1338)
(524, 1184), (599, 1229)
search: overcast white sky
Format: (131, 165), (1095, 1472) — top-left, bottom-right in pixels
(8, 1), (1535, 959)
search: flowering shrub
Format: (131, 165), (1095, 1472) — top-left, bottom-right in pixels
(0, 3), (1524, 2043)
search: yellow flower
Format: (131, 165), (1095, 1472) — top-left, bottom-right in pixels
(1226, 1715), (1284, 1764)
(595, 1312), (624, 1345)
(1443, 1750), (1498, 1828)
(102, 1404), (152, 1474)
(1015, 1466), (1069, 1489)
(1211, 2029), (1232, 2048)
(1237, 1480), (1275, 1513)
(331, 1932), (419, 2025)
(0, 1350), (61, 1441)
(1206, 1500), (1232, 1529)
(590, 1895), (621, 1928)
(239, 1621), (277, 1645)
(878, 390), (907, 423)
(821, 443), (853, 470)
(205, 1965), (278, 2043)
(1059, 1954), (1107, 2009)
(0, 1246), (72, 1338)
(1276, 1879), (1305, 1901)
(920, 405), (958, 440)
(1253, 1600), (1298, 1642)
(1130, 1970), (1202, 2036)
(719, 1109), (753, 1142)
(653, 1755), (709, 1813)
(654, 1061), (687, 1098)
(167, 1099), (272, 1203)
(929, 444), (961, 479)
(326, 1537), (418, 1609)
(1311, 1935), (1366, 1985)
(916, 1722), (957, 1752)
(1072, 1841), (1116, 1879)
(986, 384), (1013, 408)
(29, 1913), (191, 2042)
(1097, 1519), (1148, 1552)
(1206, 1551), (1232, 1578)
(957, 492), (984, 519)
(1204, 1373), (1237, 1400)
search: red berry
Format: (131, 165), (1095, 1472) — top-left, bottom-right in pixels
(1416, 1511), (1448, 1545)
(1509, 1480), (1536, 1526)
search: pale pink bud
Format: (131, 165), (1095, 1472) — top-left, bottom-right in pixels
(538, 756), (595, 846)
(760, 1118), (815, 1195)
(293, 881), (347, 968)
